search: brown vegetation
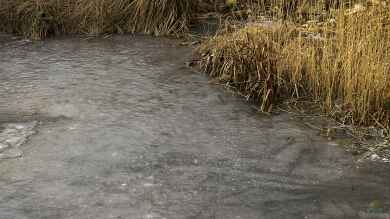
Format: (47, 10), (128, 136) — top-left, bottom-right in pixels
(0, 0), (193, 39)
(199, 1), (390, 130)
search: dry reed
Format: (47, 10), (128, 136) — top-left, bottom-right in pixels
(0, 0), (193, 39)
(199, 2), (390, 128)
(199, 23), (298, 112)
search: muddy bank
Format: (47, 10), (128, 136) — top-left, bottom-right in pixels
(0, 35), (389, 219)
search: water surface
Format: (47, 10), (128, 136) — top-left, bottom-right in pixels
(0, 34), (389, 219)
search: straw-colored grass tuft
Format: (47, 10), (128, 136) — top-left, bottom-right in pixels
(0, 0), (65, 39)
(0, 0), (193, 39)
(199, 3), (390, 128)
(70, 0), (135, 35)
(129, 0), (192, 35)
(199, 23), (299, 112)
(286, 4), (390, 126)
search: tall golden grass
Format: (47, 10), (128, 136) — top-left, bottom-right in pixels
(0, 0), (193, 39)
(128, 0), (192, 35)
(199, 24), (298, 111)
(290, 5), (390, 126)
(199, 2), (390, 128)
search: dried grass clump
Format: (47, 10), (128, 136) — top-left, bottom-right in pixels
(287, 5), (390, 126)
(0, 0), (65, 39)
(199, 23), (299, 111)
(199, 4), (390, 127)
(70, 0), (135, 35)
(0, 0), (193, 39)
(129, 0), (192, 35)
(243, 0), (344, 20)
